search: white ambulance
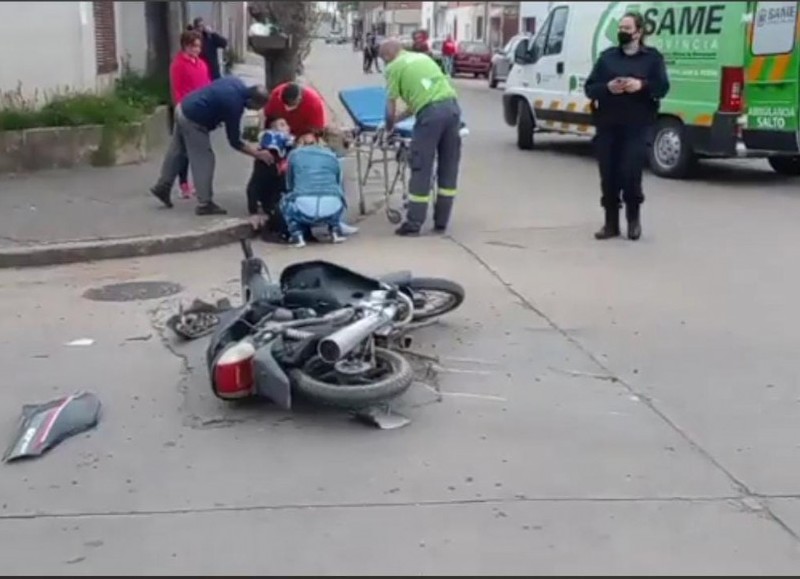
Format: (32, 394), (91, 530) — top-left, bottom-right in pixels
(502, 1), (800, 179)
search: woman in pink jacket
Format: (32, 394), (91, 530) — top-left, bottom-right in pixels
(169, 30), (211, 198)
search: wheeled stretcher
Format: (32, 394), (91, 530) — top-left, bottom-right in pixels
(339, 86), (468, 225)
(338, 86), (424, 225)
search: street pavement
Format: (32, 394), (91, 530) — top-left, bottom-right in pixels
(2, 42), (800, 574)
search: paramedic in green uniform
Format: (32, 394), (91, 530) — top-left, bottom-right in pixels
(380, 38), (462, 236)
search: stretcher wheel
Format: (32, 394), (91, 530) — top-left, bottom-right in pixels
(386, 208), (403, 224)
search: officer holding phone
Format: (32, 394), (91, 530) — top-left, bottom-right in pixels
(584, 12), (669, 241)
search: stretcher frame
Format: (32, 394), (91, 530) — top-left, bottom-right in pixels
(350, 128), (439, 224)
(339, 87), (438, 225)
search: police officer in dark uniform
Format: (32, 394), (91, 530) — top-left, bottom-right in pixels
(584, 12), (670, 241)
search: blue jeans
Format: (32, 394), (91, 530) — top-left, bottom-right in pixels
(443, 56), (453, 76)
(280, 197), (345, 238)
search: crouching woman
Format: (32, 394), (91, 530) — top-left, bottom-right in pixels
(279, 133), (348, 248)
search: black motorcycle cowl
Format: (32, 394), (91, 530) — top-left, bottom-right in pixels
(4, 392), (101, 462)
(280, 261), (384, 310)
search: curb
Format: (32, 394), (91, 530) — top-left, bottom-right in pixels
(0, 67), (385, 270)
(0, 219), (253, 270)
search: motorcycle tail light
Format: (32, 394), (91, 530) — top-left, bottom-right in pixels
(213, 340), (256, 400)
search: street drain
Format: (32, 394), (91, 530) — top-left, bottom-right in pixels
(83, 281), (183, 303)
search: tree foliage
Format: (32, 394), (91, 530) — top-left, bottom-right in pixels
(248, 2), (321, 90)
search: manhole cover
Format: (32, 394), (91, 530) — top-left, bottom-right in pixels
(83, 281), (183, 303)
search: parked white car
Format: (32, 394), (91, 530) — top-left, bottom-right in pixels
(489, 33), (530, 89)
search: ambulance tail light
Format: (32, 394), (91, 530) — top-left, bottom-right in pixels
(719, 67), (745, 114)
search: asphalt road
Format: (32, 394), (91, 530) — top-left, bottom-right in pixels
(2, 44), (800, 575)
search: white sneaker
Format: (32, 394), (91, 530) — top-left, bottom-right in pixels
(330, 230), (346, 244)
(289, 233), (306, 248)
(339, 222), (359, 236)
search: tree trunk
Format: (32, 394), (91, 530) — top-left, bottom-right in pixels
(265, 51), (298, 93)
(145, 0), (171, 79)
(249, 1), (318, 91)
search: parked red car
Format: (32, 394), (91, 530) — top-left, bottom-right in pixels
(453, 41), (492, 78)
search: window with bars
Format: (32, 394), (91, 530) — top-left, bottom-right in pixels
(93, 0), (118, 74)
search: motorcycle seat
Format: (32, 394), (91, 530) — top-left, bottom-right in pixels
(282, 287), (343, 313)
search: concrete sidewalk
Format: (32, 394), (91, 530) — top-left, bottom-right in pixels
(0, 55), (379, 269)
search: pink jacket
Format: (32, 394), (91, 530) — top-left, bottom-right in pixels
(170, 52), (211, 104)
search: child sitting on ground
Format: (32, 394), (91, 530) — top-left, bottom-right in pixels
(246, 118), (295, 234)
(279, 131), (348, 248)
(259, 118), (294, 172)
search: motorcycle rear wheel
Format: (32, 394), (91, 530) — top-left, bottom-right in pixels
(407, 277), (465, 322)
(291, 348), (414, 408)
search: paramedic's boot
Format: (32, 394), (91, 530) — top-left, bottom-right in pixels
(396, 200), (426, 237)
(626, 204), (642, 241)
(432, 194), (455, 234)
(594, 207), (621, 240)
(395, 222), (421, 236)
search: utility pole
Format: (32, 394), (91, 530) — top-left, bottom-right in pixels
(483, 1), (490, 45)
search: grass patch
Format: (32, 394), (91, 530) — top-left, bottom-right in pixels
(0, 70), (170, 132)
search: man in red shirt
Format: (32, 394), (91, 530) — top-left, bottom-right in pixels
(263, 82), (328, 144)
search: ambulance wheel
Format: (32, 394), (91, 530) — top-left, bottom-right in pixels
(649, 117), (695, 179)
(516, 99), (535, 150)
(767, 155), (800, 176)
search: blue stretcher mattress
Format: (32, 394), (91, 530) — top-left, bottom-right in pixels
(338, 86), (415, 138)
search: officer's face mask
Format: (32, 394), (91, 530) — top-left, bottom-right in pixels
(617, 30), (634, 46)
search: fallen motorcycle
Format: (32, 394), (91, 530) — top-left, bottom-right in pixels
(206, 240), (465, 410)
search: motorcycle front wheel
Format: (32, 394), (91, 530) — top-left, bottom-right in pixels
(406, 277), (465, 322)
(290, 348), (414, 408)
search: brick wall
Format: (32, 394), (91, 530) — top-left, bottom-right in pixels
(93, 1), (118, 74)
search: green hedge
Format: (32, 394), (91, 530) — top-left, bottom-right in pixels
(0, 72), (170, 132)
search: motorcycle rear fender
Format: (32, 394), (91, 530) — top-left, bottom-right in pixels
(205, 306), (248, 369)
(253, 338), (292, 410)
(378, 270), (413, 287)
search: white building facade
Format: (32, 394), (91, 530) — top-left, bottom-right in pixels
(0, 0), (249, 106)
(519, 1), (552, 35)
(0, 1), (153, 104)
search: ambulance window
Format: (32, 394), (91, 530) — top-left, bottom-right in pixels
(752, 1), (798, 56)
(529, 11), (552, 61)
(544, 7), (569, 56)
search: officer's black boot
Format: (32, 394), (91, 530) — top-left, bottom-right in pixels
(626, 203), (642, 241)
(594, 206), (621, 240)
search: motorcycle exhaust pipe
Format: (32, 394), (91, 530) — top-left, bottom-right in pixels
(318, 305), (397, 363)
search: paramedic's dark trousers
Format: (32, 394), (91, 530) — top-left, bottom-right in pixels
(406, 98), (462, 230)
(155, 105), (215, 204)
(594, 124), (647, 225)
